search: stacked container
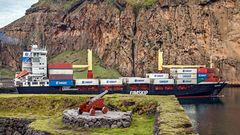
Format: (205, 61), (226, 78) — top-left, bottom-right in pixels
(175, 69), (197, 85)
(48, 64), (74, 87)
(146, 73), (169, 79)
(127, 78), (150, 91)
(100, 79), (123, 92)
(147, 73), (174, 91)
(75, 79), (99, 91)
(197, 68), (208, 83)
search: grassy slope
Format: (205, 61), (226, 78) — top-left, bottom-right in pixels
(0, 94), (195, 135)
(48, 50), (121, 79)
(0, 68), (15, 78)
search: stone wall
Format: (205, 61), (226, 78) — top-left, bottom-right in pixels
(0, 117), (50, 135)
(62, 109), (132, 128)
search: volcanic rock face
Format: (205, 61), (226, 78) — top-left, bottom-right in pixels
(1, 0), (240, 83)
(62, 109), (132, 128)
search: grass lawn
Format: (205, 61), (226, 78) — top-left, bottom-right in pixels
(0, 68), (15, 78)
(0, 94), (195, 135)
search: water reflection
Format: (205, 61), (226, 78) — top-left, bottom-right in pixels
(179, 88), (240, 135)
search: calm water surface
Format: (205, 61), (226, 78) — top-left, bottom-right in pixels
(179, 88), (240, 135)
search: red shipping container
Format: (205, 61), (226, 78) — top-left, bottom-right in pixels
(48, 63), (72, 69)
(197, 68), (208, 73)
(49, 74), (73, 80)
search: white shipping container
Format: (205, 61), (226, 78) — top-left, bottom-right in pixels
(176, 79), (197, 84)
(127, 78), (150, 84)
(146, 73), (169, 79)
(119, 77), (141, 84)
(48, 69), (73, 75)
(100, 79), (123, 85)
(153, 79), (175, 85)
(170, 69), (177, 74)
(177, 69), (197, 74)
(75, 79), (99, 86)
(177, 74), (197, 79)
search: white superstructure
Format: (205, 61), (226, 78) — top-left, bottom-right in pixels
(15, 45), (49, 87)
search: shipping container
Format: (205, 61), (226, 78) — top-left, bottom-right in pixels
(48, 69), (73, 75)
(197, 74), (208, 78)
(49, 80), (74, 86)
(153, 79), (174, 85)
(170, 69), (177, 74)
(120, 77), (142, 83)
(119, 77), (141, 84)
(177, 74), (197, 79)
(75, 79), (99, 86)
(197, 78), (207, 83)
(197, 68), (208, 73)
(49, 74), (73, 80)
(100, 79), (122, 85)
(176, 79), (197, 84)
(177, 69), (197, 74)
(48, 63), (72, 69)
(127, 78), (150, 84)
(146, 73), (169, 79)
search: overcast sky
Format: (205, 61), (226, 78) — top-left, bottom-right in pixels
(0, 0), (39, 28)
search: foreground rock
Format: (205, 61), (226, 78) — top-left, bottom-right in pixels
(0, 117), (50, 135)
(62, 109), (132, 128)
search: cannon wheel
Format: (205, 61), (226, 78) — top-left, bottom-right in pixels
(90, 108), (96, 116)
(102, 106), (108, 114)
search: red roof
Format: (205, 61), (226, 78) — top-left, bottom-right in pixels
(48, 63), (73, 69)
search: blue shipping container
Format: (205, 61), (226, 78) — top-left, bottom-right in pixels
(197, 74), (208, 78)
(49, 80), (74, 86)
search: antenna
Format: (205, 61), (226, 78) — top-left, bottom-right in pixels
(158, 49), (163, 71)
(210, 55), (213, 68)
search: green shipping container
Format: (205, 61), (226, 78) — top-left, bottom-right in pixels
(197, 78), (206, 83)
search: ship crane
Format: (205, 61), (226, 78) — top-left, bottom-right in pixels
(158, 50), (206, 71)
(72, 49), (93, 78)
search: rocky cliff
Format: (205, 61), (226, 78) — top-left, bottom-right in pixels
(1, 0), (240, 83)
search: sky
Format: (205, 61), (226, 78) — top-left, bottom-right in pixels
(0, 0), (39, 28)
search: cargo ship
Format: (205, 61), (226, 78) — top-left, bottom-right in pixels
(14, 45), (227, 97)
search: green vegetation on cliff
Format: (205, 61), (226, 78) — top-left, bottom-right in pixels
(0, 68), (15, 78)
(0, 94), (195, 135)
(49, 50), (121, 79)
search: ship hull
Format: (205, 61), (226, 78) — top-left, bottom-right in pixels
(16, 82), (227, 97)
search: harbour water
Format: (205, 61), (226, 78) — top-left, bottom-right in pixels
(179, 87), (240, 135)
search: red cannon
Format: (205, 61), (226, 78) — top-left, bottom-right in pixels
(78, 90), (109, 116)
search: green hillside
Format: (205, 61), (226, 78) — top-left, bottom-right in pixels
(49, 50), (121, 79)
(0, 50), (121, 79)
(0, 68), (15, 78)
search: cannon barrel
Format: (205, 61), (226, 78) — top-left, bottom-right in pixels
(90, 90), (108, 103)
